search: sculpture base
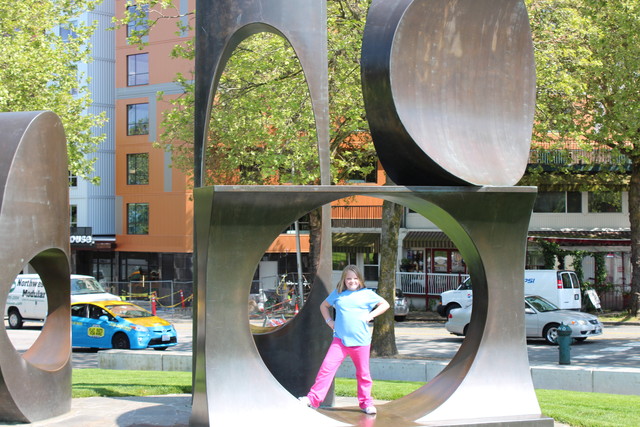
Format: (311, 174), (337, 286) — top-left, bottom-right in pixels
(319, 407), (554, 427)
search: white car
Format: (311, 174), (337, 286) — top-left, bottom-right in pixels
(371, 287), (409, 321)
(445, 295), (603, 344)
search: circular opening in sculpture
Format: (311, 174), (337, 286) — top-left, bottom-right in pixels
(249, 213), (313, 332)
(3, 250), (70, 370)
(4, 264), (46, 351)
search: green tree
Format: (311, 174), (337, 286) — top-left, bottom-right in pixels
(0, 0), (107, 182)
(525, 0), (640, 315)
(114, 0), (402, 350)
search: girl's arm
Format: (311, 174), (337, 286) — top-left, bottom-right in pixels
(366, 300), (391, 322)
(320, 300), (334, 329)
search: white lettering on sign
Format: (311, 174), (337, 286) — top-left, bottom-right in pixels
(70, 235), (93, 244)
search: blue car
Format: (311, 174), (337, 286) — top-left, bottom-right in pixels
(71, 301), (178, 351)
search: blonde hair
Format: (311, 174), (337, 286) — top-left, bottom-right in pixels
(337, 265), (365, 293)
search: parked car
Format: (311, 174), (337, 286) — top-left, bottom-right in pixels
(437, 270), (583, 318)
(71, 301), (178, 350)
(445, 295), (603, 344)
(5, 274), (119, 329)
(371, 287), (409, 321)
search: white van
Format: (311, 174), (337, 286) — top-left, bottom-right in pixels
(524, 270), (582, 310)
(437, 269), (582, 317)
(4, 274), (119, 329)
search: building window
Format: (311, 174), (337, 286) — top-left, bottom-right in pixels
(533, 191), (581, 213)
(332, 253), (355, 271)
(127, 203), (149, 235)
(126, 4), (149, 40)
(127, 53), (149, 86)
(588, 191), (622, 213)
(127, 153), (149, 185)
(70, 205), (78, 227)
(363, 252), (379, 281)
(69, 171), (78, 187)
(127, 103), (149, 135)
(59, 21), (77, 41)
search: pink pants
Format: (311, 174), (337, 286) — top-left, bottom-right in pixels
(307, 338), (373, 409)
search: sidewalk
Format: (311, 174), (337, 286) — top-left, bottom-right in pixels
(18, 395), (571, 427)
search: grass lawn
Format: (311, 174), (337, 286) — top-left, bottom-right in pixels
(597, 311), (640, 323)
(73, 370), (640, 427)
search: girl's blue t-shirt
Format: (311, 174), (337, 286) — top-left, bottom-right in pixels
(325, 288), (384, 347)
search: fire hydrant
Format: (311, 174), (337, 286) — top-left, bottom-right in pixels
(556, 322), (572, 365)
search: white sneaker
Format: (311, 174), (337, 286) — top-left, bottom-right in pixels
(363, 406), (377, 415)
(298, 396), (317, 409)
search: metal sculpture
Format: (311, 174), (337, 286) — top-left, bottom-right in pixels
(0, 111), (71, 422)
(194, 0), (330, 187)
(192, 185), (549, 426)
(193, 0), (551, 425)
(192, 0), (335, 411)
(362, 0), (536, 187)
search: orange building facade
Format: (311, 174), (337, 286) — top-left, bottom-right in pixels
(111, 0), (195, 282)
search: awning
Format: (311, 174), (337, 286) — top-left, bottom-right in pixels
(528, 230), (631, 247)
(403, 231), (456, 249)
(332, 233), (380, 253)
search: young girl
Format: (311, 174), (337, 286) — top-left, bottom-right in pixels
(299, 265), (390, 415)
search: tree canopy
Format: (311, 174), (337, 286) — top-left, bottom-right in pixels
(526, 0), (640, 313)
(0, 0), (107, 183)
(138, 0), (376, 187)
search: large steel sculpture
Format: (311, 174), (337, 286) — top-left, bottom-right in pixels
(194, 0), (552, 426)
(191, 1), (336, 420)
(0, 111), (71, 422)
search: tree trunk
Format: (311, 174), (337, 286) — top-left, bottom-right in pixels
(308, 207), (322, 283)
(629, 159), (640, 316)
(370, 199), (403, 357)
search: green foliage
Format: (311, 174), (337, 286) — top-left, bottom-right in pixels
(0, 0), (107, 183)
(134, 0), (375, 186)
(571, 250), (587, 283)
(537, 239), (563, 269)
(593, 252), (607, 286)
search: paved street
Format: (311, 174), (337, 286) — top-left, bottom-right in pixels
(6, 315), (640, 370)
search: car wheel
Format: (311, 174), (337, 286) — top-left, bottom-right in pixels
(543, 323), (560, 345)
(8, 309), (23, 329)
(112, 333), (130, 349)
(394, 315), (406, 322)
(445, 303), (461, 317)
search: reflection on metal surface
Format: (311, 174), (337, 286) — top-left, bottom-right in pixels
(362, 0), (536, 186)
(192, 186), (551, 426)
(0, 111), (71, 422)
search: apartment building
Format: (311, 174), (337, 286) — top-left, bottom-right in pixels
(69, 1), (117, 281)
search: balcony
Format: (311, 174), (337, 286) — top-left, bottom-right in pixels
(528, 148), (631, 172)
(331, 205), (382, 229)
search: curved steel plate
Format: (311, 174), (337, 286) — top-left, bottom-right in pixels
(362, 0), (536, 186)
(0, 111), (71, 422)
(192, 185), (550, 426)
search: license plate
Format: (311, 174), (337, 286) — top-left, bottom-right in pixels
(162, 334), (170, 342)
